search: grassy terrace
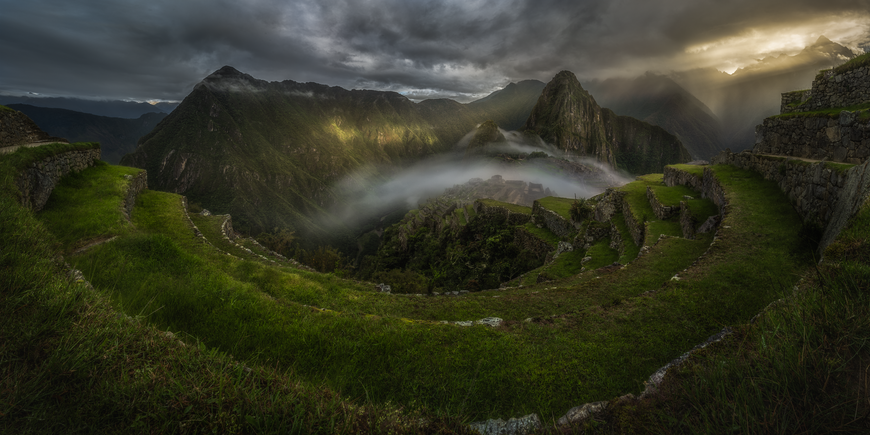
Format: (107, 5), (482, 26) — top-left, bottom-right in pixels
(535, 196), (575, 220)
(616, 173), (662, 227)
(478, 198), (531, 214)
(8, 150), (827, 430)
(38, 161), (142, 251)
(522, 222), (560, 246)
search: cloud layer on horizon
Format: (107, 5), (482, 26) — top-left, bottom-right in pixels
(1, 0), (869, 102)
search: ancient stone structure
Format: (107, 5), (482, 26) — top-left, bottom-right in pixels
(780, 65), (870, 114)
(712, 151), (847, 228)
(753, 111), (870, 163)
(121, 170), (148, 221)
(755, 60), (870, 163)
(513, 227), (555, 262)
(646, 186), (677, 220)
(0, 108), (65, 149)
(530, 200), (573, 238)
(473, 200), (531, 226)
(621, 196), (644, 246)
(15, 146), (102, 211)
(663, 166), (702, 192)
(679, 201), (696, 240)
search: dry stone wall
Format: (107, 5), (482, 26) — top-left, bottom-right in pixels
(16, 147), (101, 211)
(592, 188), (624, 222)
(621, 196), (644, 246)
(646, 186), (677, 220)
(713, 151), (846, 228)
(679, 201), (696, 239)
(781, 66), (870, 114)
(513, 227), (553, 262)
(663, 166), (702, 191)
(530, 201), (573, 238)
(753, 110), (870, 163)
(121, 170), (147, 221)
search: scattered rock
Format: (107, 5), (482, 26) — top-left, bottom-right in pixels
(557, 401), (607, 426)
(469, 413), (542, 435)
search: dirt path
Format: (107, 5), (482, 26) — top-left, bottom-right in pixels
(0, 140), (69, 155)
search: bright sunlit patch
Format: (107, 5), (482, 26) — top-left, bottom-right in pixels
(685, 14), (870, 73)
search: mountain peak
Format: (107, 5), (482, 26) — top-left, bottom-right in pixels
(211, 65), (244, 77)
(814, 35), (833, 46)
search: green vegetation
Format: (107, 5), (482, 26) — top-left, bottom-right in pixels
(0, 104), (14, 112)
(3, 141), (99, 170)
(522, 222), (560, 246)
(826, 161), (857, 174)
(832, 51), (870, 75)
(617, 173), (662, 225)
(38, 162), (141, 251)
(537, 196), (575, 220)
(603, 199), (870, 434)
(775, 104), (870, 119)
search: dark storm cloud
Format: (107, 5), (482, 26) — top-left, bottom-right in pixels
(1, 0), (868, 102)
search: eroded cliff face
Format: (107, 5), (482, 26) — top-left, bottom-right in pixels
(524, 71), (690, 174)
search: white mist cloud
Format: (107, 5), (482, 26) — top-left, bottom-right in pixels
(330, 127), (631, 227)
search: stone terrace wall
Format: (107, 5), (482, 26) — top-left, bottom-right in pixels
(646, 186), (677, 220)
(820, 158), (870, 252)
(664, 166), (702, 191)
(712, 151), (846, 228)
(782, 66), (870, 114)
(0, 109), (64, 148)
(592, 188), (624, 222)
(531, 201), (573, 238)
(679, 201), (695, 239)
(621, 196), (644, 246)
(513, 227), (554, 263)
(665, 166), (727, 221)
(121, 170), (147, 221)
(16, 147), (102, 211)
(753, 110), (870, 163)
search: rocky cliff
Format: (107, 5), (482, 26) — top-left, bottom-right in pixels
(524, 71), (691, 174)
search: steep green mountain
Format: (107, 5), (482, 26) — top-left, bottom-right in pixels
(524, 71), (691, 173)
(584, 73), (723, 160)
(8, 104), (166, 164)
(121, 67), (546, 242)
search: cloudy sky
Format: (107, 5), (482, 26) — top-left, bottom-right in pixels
(1, 0), (869, 103)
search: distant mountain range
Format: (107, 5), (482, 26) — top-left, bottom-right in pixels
(0, 95), (176, 119)
(584, 73), (722, 160)
(121, 66), (687, 243)
(8, 104), (166, 164)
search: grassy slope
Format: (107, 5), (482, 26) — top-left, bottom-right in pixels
(2, 147), (472, 434)
(48, 163), (806, 422)
(601, 194), (870, 434)
(38, 161), (142, 251)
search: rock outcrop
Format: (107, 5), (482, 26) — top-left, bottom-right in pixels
(0, 106), (66, 149)
(524, 71), (691, 174)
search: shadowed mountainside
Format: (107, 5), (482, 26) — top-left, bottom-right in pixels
(8, 104), (166, 164)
